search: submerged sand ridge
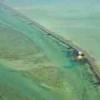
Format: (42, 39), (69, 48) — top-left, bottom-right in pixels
(12, 2), (100, 62)
(0, 4), (100, 100)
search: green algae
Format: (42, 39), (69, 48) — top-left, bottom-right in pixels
(0, 4), (100, 100)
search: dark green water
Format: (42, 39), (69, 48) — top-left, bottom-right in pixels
(0, 4), (100, 100)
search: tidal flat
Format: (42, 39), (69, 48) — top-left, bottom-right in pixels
(0, 1), (100, 100)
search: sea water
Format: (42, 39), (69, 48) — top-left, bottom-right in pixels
(0, 3), (100, 100)
(9, 0), (100, 62)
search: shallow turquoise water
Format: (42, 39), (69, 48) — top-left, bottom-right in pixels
(0, 4), (100, 100)
(10, 1), (100, 61)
